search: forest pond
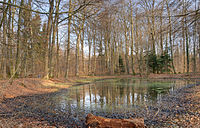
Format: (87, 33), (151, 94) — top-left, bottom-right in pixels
(52, 78), (194, 115)
(3, 78), (197, 127)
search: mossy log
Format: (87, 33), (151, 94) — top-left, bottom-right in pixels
(86, 113), (145, 128)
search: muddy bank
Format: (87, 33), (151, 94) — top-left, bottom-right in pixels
(0, 78), (199, 127)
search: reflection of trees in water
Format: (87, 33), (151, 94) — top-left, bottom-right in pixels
(58, 79), (180, 111)
(76, 88), (80, 108)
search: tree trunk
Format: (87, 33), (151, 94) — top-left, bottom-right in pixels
(88, 28), (91, 75)
(75, 24), (81, 76)
(44, 0), (54, 79)
(192, 0), (197, 72)
(166, 0), (176, 74)
(81, 13), (85, 74)
(56, 26), (59, 77)
(50, 0), (60, 78)
(183, 0), (189, 73)
(130, 0), (135, 75)
(65, 0), (72, 78)
(15, 0), (24, 77)
(124, 18), (129, 74)
(93, 29), (96, 75)
(3, 9), (7, 79)
(7, 0), (12, 77)
(160, 3), (164, 54)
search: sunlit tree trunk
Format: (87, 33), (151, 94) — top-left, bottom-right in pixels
(124, 17), (129, 74)
(185, 21), (189, 73)
(151, 0), (156, 55)
(50, 0), (60, 78)
(75, 23), (81, 76)
(192, 0), (197, 72)
(166, 0), (176, 74)
(10, 0), (16, 78)
(88, 28), (92, 75)
(93, 29), (96, 75)
(2, 9), (7, 78)
(81, 12), (86, 74)
(130, 0), (135, 75)
(104, 33), (108, 70)
(56, 27), (59, 77)
(111, 32), (116, 75)
(183, 0), (189, 73)
(7, 0), (12, 77)
(99, 31), (103, 74)
(160, 2), (164, 54)
(15, 0), (24, 77)
(182, 0), (186, 73)
(44, 0), (54, 79)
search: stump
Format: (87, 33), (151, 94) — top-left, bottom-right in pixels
(86, 113), (145, 128)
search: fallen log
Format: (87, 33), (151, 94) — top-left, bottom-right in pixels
(86, 113), (145, 128)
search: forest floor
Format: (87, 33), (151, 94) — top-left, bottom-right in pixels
(0, 73), (199, 127)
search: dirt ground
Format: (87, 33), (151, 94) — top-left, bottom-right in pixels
(0, 73), (199, 127)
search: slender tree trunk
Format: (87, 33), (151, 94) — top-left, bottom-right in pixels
(3, 10), (7, 78)
(151, 0), (156, 55)
(182, 0), (186, 73)
(88, 28), (91, 75)
(198, 20), (200, 72)
(130, 0), (135, 75)
(124, 23), (129, 75)
(15, 0), (24, 77)
(65, 0), (72, 78)
(111, 32), (116, 75)
(183, 0), (189, 73)
(193, 0), (197, 72)
(104, 33), (108, 70)
(166, 0), (176, 74)
(44, 0), (54, 79)
(50, 0), (60, 78)
(7, 0), (12, 77)
(93, 29), (96, 75)
(185, 21), (189, 73)
(99, 32), (103, 74)
(28, 0), (34, 75)
(81, 13), (85, 74)
(11, 0), (16, 76)
(160, 3), (164, 54)
(56, 26), (59, 77)
(108, 37), (111, 74)
(75, 24), (81, 76)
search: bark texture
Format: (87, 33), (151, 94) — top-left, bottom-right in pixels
(86, 113), (145, 128)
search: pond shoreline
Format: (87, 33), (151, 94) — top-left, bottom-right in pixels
(0, 74), (200, 127)
(1, 73), (200, 99)
(145, 82), (200, 127)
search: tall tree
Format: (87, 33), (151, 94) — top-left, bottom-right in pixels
(129, 0), (135, 75)
(44, 0), (54, 79)
(65, 0), (72, 78)
(15, 0), (24, 77)
(166, 0), (176, 74)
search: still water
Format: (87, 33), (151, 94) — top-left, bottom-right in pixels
(53, 78), (193, 114)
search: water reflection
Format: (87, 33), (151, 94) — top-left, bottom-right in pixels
(55, 79), (191, 113)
